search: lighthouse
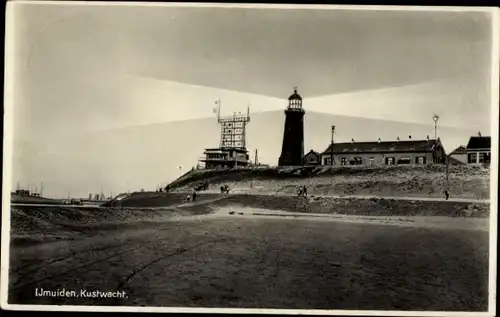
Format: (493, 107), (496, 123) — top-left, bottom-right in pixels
(278, 87), (305, 166)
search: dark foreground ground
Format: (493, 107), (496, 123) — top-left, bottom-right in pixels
(8, 210), (489, 311)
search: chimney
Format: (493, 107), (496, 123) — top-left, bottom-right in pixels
(408, 135), (412, 139)
(426, 135), (430, 141)
(351, 138), (355, 143)
(396, 137), (400, 142)
(377, 137), (381, 143)
(478, 131), (482, 137)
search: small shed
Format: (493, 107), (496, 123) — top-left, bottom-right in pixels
(303, 150), (321, 165)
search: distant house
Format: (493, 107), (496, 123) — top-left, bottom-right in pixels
(320, 138), (447, 166)
(12, 189), (40, 198)
(303, 150), (321, 165)
(13, 189), (30, 196)
(448, 145), (467, 165)
(466, 134), (491, 165)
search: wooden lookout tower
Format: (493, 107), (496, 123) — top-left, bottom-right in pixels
(199, 100), (251, 169)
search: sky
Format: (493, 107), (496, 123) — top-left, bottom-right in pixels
(7, 2), (497, 198)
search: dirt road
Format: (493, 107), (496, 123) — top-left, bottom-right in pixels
(8, 211), (489, 311)
(174, 189), (489, 204)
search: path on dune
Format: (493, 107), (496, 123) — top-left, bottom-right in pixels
(8, 213), (489, 311)
(174, 190), (489, 204)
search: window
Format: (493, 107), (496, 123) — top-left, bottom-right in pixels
(323, 157), (332, 165)
(397, 157), (411, 165)
(385, 157), (395, 165)
(341, 157), (348, 165)
(478, 153), (486, 163)
(369, 157), (374, 165)
(485, 152), (491, 164)
(416, 157), (426, 164)
(468, 153), (478, 164)
(350, 157), (363, 165)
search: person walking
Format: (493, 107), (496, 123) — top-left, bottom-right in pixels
(303, 185), (308, 197)
(444, 189), (450, 201)
(297, 186), (303, 197)
(192, 190), (197, 202)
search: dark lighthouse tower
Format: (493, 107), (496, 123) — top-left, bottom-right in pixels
(278, 88), (305, 166)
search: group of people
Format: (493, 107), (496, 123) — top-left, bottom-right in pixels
(297, 185), (308, 197)
(186, 184), (230, 202)
(220, 185), (230, 194)
(155, 185), (170, 193)
(186, 190), (197, 202)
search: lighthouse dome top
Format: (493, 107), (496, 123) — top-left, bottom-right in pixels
(288, 87), (302, 101)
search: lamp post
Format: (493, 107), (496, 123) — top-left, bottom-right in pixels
(432, 114), (439, 140)
(446, 153), (450, 181)
(331, 125), (335, 166)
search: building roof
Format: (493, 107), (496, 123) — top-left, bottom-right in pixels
(450, 145), (467, 155)
(447, 156), (466, 165)
(288, 88), (302, 101)
(466, 136), (491, 150)
(204, 147), (248, 153)
(304, 150), (320, 157)
(321, 139), (439, 155)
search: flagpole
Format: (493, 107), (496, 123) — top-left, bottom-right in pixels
(217, 98), (221, 121)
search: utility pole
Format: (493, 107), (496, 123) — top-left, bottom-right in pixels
(331, 125), (335, 166)
(255, 149), (258, 166)
(446, 153), (450, 181)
